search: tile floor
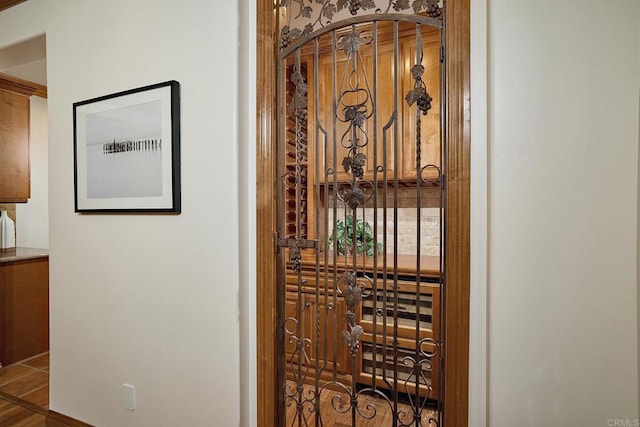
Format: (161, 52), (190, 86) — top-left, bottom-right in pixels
(0, 352), (49, 409)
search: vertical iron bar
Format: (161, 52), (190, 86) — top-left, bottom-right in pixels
(331, 29), (339, 387)
(295, 49), (304, 427)
(313, 35), (322, 427)
(349, 26), (358, 427)
(414, 22), (423, 420)
(371, 20), (379, 394)
(276, 48), (287, 427)
(392, 20), (400, 426)
(381, 113), (393, 396)
(439, 19), (447, 425)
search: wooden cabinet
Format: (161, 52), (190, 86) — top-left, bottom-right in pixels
(285, 269), (440, 400)
(400, 34), (442, 182)
(358, 279), (441, 399)
(0, 257), (49, 366)
(0, 78), (33, 203)
(311, 27), (441, 184)
(316, 42), (400, 183)
(284, 273), (351, 386)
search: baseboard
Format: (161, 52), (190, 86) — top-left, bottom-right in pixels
(48, 410), (93, 426)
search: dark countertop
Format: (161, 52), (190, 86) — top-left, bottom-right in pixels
(299, 253), (441, 277)
(0, 247), (49, 263)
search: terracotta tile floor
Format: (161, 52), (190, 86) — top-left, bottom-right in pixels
(0, 353), (49, 410)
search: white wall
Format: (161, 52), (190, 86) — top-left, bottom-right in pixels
(469, 0), (488, 424)
(487, 1), (639, 425)
(638, 1), (640, 416)
(238, 0), (257, 426)
(0, 1), (241, 425)
(16, 96), (48, 249)
(2, 1), (638, 426)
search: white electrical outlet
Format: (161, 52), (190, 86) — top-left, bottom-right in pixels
(123, 383), (135, 411)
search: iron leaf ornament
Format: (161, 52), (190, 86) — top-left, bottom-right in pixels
(406, 63), (432, 115)
(336, 0), (377, 15)
(342, 152), (366, 180)
(343, 185), (365, 209)
(340, 270), (366, 356)
(289, 67), (308, 122)
(406, 86), (432, 115)
(289, 247), (302, 272)
(277, 0), (443, 50)
(342, 323), (365, 354)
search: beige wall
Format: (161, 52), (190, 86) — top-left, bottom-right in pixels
(0, 0), (241, 425)
(637, 0), (640, 417)
(487, 0), (639, 425)
(1, 1), (638, 426)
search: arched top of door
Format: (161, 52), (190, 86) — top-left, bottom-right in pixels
(277, 0), (443, 57)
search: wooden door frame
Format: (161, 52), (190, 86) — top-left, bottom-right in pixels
(256, 1), (470, 425)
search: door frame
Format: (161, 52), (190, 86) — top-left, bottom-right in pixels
(256, 1), (471, 425)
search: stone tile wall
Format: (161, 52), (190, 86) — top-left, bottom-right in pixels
(324, 187), (442, 256)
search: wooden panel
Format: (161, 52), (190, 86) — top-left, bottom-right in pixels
(316, 40), (399, 183)
(0, 88), (30, 203)
(0, 0), (26, 13)
(358, 280), (441, 400)
(0, 259), (49, 366)
(256, 0), (279, 425)
(401, 30), (442, 181)
(444, 0), (471, 426)
(0, 73), (46, 99)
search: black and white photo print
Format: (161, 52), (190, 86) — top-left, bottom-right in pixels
(73, 81), (180, 212)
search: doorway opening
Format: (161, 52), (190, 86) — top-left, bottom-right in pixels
(258, 1), (470, 425)
(0, 33), (50, 411)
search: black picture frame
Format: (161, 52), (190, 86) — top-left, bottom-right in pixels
(73, 80), (181, 213)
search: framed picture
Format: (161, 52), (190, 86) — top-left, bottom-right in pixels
(73, 80), (181, 213)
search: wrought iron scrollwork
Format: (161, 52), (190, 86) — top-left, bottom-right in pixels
(339, 271), (365, 356)
(279, 3), (445, 424)
(277, 0), (443, 50)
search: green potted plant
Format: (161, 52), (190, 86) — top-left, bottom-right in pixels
(328, 215), (383, 257)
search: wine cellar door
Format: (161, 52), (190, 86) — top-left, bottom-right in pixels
(276, 2), (445, 425)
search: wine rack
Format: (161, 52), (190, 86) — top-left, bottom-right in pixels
(284, 62), (309, 240)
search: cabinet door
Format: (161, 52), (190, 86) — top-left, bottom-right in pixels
(285, 280), (350, 382)
(358, 281), (440, 399)
(0, 89), (30, 202)
(401, 31), (441, 182)
(0, 259), (49, 366)
(306, 292), (349, 376)
(316, 43), (399, 183)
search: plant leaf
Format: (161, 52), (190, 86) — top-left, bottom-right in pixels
(336, 0), (348, 12)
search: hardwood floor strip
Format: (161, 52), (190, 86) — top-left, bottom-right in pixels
(0, 404), (47, 426)
(0, 371), (48, 397)
(0, 365), (38, 387)
(47, 411), (92, 427)
(0, 394), (91, 426)
(22, 354), (50, 371)
(21, 385), (49, 408)
(0, 390), (47, 415)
